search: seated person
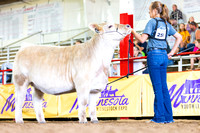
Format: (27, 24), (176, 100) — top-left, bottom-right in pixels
(170, 4), (184, 27)
(185, 16), (195, 34)
(134, 39), (147, 56)
(185, 22), (198, 52)
(75, 40), (82, 45)
(110, 63), (119, 76)
(133, 47), (144, 75)
(178, 23), (190, 52)
(1, 62), (13, 83)
(188, 40), (200, 70)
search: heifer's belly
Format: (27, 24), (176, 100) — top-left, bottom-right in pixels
(35, 84), (75, 95)
(31, 76), (75, 95)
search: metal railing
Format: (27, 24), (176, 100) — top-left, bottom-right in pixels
(110, 51), (200, 76)
(0, 31), (43, 68)
(0, 31), (42, 50)
(55, 29), (91, 46)
(41, 27), (91, 46)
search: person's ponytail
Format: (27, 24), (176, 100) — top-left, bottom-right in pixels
(160, 4), (170, 24)
(151, 1), (170, 24)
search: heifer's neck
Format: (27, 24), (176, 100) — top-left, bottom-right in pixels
(89, 34), (120, 67)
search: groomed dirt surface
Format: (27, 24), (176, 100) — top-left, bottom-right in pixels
(0, 119), (200, 133)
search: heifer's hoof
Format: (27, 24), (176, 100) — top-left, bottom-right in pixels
(91, 120), (99, 124)
(79, 121), (88, 124)
(39, 121), (46, 124)
(15, 120), (24, 124)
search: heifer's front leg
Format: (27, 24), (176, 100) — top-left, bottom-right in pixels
(77, 90), (89, 124)
(89, 91), (101, 123)
(32, 88), (45, 123)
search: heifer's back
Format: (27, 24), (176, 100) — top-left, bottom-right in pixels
(14, 23), (131, 124)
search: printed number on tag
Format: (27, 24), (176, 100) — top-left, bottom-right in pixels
(155, 28), (166, 39)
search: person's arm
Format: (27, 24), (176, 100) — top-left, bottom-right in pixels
(168, 32), (182, 58)
(131, 30), (148, 43)
(178, 9), (183, 19)
(170, 11), (174, 20)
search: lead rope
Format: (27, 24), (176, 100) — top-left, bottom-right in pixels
(107, 35), (142, 85)
(127, 34), (131, 78)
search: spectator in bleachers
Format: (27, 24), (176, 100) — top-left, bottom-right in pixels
(75, 40), (82, 45)
(111, 63), (119, 76)
(186, 16), (195, 34)
(1, 62), (13, 83)
(178, 23), (190, 52)
(170, 4), (184, 27)
(133, 46), (144, 75)
(134, 39), (147, 56)
(186, 21), (198, 52)
(133, 46), (143, 57)
(188, 40), (200, 70)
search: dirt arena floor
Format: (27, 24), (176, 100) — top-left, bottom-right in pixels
(0, 119), (200, 133)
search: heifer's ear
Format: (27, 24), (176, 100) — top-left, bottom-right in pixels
(89, 24), (103, 34)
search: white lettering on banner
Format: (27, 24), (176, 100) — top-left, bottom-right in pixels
(155, 27), (166, 40)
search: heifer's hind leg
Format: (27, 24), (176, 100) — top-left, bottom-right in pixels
(89, 91), (101, 123)
(32, 87), (45, 123)
(15, 80), (29, 123)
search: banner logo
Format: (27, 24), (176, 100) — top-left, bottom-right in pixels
(169, 79), (200, 109)
(1, 88), (47, 114)
(69, 85), (129, 113)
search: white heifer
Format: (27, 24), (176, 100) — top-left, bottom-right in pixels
(13, 23), (131, 123)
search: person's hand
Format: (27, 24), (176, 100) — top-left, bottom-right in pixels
(131, 29), (134, 34)
(167, 52), (174, 59)
(139, 47), (144, 51)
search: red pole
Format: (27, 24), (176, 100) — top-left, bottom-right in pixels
(120, 13), (134, 76)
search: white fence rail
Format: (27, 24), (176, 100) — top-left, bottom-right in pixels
(110, 54), (200, 76)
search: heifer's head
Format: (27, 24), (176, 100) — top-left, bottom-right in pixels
(89, 23), (132, 41)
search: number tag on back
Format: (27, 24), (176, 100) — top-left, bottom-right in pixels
(155, 27), (166, 40)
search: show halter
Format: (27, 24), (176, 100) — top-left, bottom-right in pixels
(96, 24), (130, 37)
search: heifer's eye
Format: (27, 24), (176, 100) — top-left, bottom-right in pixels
(108, 25), (113, 28)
